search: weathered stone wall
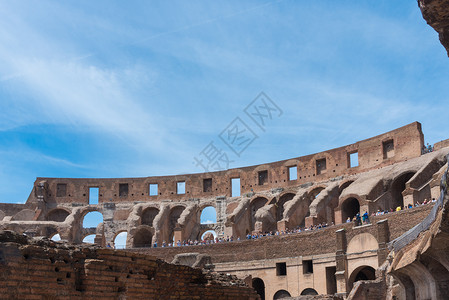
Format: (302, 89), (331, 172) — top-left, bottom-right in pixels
(0, 230), (259, 300)
(132, 204), (432, 264)
(25, 122), (423, 205)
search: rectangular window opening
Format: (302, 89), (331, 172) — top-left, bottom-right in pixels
(177, 181), (185, 194)
(349, 152), (359, 168)
(258, 170), (268, 185)
(303, 260), (313, 274)
(288, 166), (297, 181)
(276, 262), (287, 276)
(316, 158), (327, 175)
(149, 183), (158, 196)
(383, 139), (395, 159)
(119, 183), (128, 197)
(203, 178), (212, 193)
(231, 178), (241, 197)
(56, 183), (67, 197)
(89, 187), (99, 205)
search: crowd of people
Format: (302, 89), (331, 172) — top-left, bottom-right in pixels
(422, 143), (434, 154)
(145, 198), (436, 249)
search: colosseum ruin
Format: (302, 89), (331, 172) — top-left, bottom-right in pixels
(1, 1), (449, 299)
(1, 120), (449, 299)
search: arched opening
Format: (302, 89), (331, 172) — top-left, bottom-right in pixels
(273, 289), (291, 299)
(250, 197), (268, 231)
(301, 288), (318, 295)
(141, 207), (159, 226)
(133, 227), (152, 248)
(82, 211), (103, 229)
(349, 266), (376, 289)
(308, 187), (325, 203)
(391, 172), (415, 209)
(200, 230), (217, 241)
(252, 278), (265, 300)
(277, 193), (295, 221)
(82, 234), (96, 244)
(114, 232), (128, 249)
(200, 206), (217, 224)
(51, 233), (61, 241)
(46, 209), (70, 222)
(168, 206), (185, 242)
(339, 181), (354, 193)
(341, 197), (360, 222)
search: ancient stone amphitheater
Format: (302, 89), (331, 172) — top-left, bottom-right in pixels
(1, 1), (449, 299)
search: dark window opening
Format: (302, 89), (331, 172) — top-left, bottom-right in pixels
(383, 139), (395, 159)
(276, 262), (287, 276)
(258, 170), (268, 185)
(203, 178), (212, 193)
(56, 184), (67, 197)
(119, 184), (128, 197)
(316, 158), (327, 175)
(303, 260), (313, 274)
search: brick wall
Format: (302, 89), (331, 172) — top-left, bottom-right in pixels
(0, 231), (259, 300)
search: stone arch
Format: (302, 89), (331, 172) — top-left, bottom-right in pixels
(393, 271), (416, 300)
(113, 231), (128, 249)
(420, 253), (449, 299)
(200, 205), (217, 224)
(348, 265), (376, 290)
(277, 193), (295, 221)
(340, 196), (361, 222)
(82, 211), (103, 228)
(82, 234), (96, 244)
(50, 233), (61, 241)
(300, 288), (318, 295)
(133, 226), (154, 248)
(252, 277), (265, 300)
(46, 208), (71, 222)
(11, 209), (35, 221)
(250, 196), (269, 231)
(390, 171), (416, 209)
(200, 230), (217, 241)
(307, 186), (326, 204)
(141, 207), (159, 226)
(339, 180), (354, 193)
(273, 289), (291, 299)
(168, 205), (186, 241)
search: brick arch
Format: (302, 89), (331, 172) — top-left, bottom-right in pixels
(248, 196), (270, 232)
(140, 206), (160, 226)
(132, 225), (155, 248)
(338, 194), (363, 223)
(339, 179), (355, 193)
(112, 230), (129, 249)
(46, 208), (71, 222)
(348, 265), (376, 290)
(276, 192), (296, 221)
(11, 209), (35, 221)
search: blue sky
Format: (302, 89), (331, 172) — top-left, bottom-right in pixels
(1, 0), (449, 204)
